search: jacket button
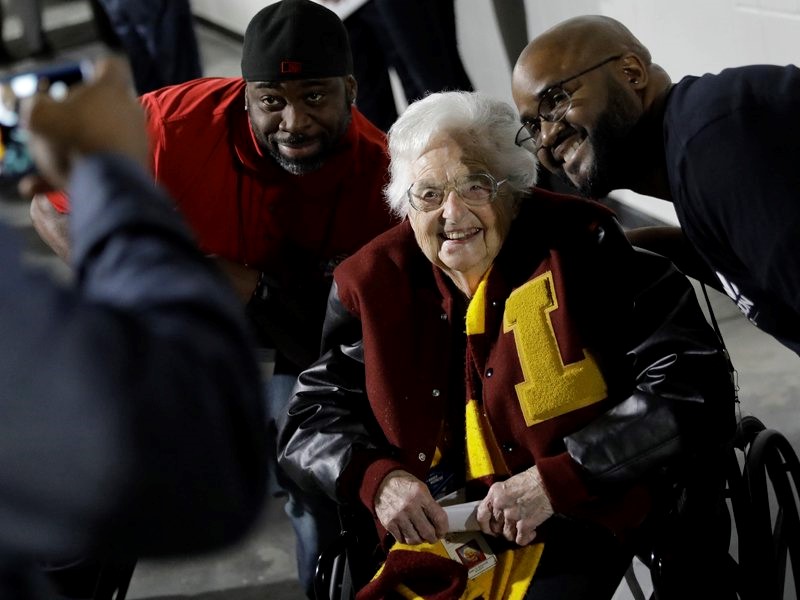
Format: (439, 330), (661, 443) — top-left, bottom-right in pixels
(418, 452), (426, 461)
(440, 313), (447, 321)
(432, 389), (440, 397)
(502, 443), (515, 452)
(486, 368), (493, 378)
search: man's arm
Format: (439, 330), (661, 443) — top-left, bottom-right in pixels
(70, 153), (268, 556)
(557, 225), (735, 489)
(246, 267), (334, 370)
(625, 225), (720, 291)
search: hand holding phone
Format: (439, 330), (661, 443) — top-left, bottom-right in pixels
(21, 56), (148, 190)
(0, 61), (93, 182)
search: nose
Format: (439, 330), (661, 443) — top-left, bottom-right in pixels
(280, 104), (311, 133)
(538, 119), (565, 149)
(441, 188), (469, 219)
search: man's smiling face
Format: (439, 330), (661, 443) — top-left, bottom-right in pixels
(512, 48), (639, 198)
(245, 75), (355, 175)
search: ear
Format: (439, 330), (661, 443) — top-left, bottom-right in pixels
(619, 54), (648, 90)
(344, 74), (357, 105)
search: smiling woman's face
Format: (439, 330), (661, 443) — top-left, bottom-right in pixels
(407, 135), (517, 296)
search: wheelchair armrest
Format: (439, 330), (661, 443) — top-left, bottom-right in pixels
(314, 504), (382, 600)
(315, 530), (358, 600)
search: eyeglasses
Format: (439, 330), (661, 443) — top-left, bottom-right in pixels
(407, 173), (507, 212)
(514, 55), (622, 152)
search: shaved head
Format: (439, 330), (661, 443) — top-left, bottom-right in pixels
(519, 16), (651, 75)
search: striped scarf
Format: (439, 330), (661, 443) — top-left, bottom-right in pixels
(359, 270), (545, 600)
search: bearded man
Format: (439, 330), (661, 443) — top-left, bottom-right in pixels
(512, 15), (800, 357)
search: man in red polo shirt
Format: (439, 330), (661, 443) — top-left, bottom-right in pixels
(30, 1), (396, 595)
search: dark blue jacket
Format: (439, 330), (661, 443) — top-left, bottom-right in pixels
(0, 154), (267, 598)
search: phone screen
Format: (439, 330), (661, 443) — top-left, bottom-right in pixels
(0, 61), (92, 181)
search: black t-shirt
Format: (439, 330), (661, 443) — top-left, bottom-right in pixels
(663, 64), (800, 355)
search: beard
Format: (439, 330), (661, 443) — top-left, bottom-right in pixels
(264, 133), (328, 175)
(252, 103), (352, 176)
(563, 84), (639, 198)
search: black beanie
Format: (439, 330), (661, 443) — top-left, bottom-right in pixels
(241, 0), (353, 82)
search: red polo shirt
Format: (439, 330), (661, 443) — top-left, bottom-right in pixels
(50, 77), (396, 282)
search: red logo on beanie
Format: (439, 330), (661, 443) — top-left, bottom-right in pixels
(280, 60), (302, 74)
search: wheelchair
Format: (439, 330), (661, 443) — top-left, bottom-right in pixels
(625, 413), (800, 600)
(312, 281), (800, 600)
(314, 415), (799, 600)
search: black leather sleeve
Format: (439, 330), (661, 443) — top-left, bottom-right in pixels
(276, 282), (390, 503)
(564, 221), (735, 487)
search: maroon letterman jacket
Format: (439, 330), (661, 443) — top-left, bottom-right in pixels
(278, 189), (734, 540)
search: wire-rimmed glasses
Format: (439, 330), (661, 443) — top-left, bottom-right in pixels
(514, 55), (622, 153)
(406, 172), (507, 212)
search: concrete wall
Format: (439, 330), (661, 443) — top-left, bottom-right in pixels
(191, 0), (800, 224)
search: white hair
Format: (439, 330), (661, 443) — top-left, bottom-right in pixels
(384, 91), (538, 219)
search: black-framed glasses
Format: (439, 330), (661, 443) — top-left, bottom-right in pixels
(406, 172), (507, 212)
(514, 55), (622, 152)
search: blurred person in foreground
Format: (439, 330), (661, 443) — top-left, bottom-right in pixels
(3, 57), (267, 599)
(512, 15), (800, 356)
(278, 91), (734, 599)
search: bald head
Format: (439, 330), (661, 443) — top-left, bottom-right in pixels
(513, 16), (669, 106)
(519, 16), (651, 75)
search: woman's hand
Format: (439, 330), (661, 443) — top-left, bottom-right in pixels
(374, 470), (448, 545)
(476, 466), (554, 545)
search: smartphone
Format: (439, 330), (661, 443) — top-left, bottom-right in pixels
(0, 60), (93, 181)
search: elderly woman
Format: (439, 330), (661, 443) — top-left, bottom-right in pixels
(278, 91), (732, 599)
